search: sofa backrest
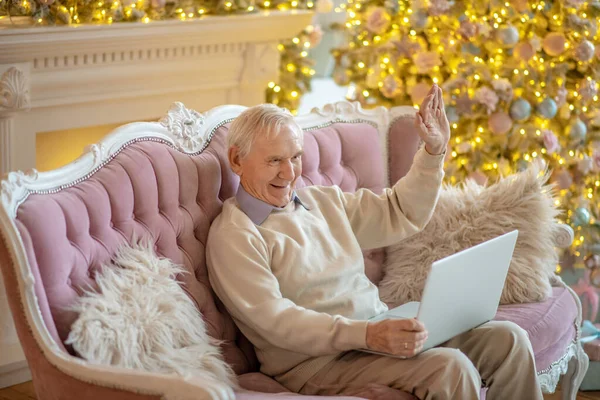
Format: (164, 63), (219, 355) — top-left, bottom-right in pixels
(1, 101), (419, 377)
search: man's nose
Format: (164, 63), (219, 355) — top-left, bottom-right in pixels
(279, 160), (295, 180)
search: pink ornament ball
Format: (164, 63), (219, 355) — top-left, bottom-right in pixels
(410, 83), (431, 105)
(488, 112), (513, 135)
(542, 32), (567, 56)
(515, 41), (535, 61)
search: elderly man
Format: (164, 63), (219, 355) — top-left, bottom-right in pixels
(206, 84), (543, 400)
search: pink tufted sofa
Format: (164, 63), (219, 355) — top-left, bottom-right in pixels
(0, 101), (589, 400)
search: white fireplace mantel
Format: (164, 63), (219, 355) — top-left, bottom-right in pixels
(0, 10), (312, 388)
(0, 10), (312, 173)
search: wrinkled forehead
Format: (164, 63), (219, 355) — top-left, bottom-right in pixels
(264, 121), (303, 142)
(256, 124), (304, 154)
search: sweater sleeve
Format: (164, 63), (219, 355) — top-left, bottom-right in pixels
(339, 147), (445, 250)
(206, 223), (368, 356)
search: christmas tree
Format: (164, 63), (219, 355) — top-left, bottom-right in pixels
(332, 0), (600, 280)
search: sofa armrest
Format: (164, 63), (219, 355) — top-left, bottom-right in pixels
(554, 223), (574, 249)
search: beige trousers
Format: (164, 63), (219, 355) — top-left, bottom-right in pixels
(297, 321), (543, 400)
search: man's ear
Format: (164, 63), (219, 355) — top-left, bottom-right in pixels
(228, 146), (243, 176)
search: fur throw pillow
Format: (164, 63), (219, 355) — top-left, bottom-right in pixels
(65, 240), (236, 387)
(379, 161), (561, 307)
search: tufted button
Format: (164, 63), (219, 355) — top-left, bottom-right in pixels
(318, 168), (323, 174)
(109, 221), (114, 228)
(67, 278), (72, 287)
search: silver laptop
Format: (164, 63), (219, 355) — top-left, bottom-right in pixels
(365, 230), (518, 357)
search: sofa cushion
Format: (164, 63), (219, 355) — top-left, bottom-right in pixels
(379, 161), (560, 307)
(494, 286), (578, 372)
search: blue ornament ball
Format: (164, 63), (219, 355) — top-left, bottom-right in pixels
(573, 207), (591, 227)
(497, 25), (519, 47)
(445, 106), (459, 123)
(509, 98), (532, 122)
(536, 98), (557, 119)
(461, 43), (482, 56)
(568, 119), (588, 141)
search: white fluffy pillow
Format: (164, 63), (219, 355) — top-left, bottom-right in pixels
(379, 161), (561, 307)
(65, 240), (236, 387)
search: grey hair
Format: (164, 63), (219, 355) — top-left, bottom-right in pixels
(227, 104), (303, 159)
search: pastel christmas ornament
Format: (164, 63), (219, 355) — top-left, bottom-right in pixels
(542, 32), (567, 56)
(536, 98), (558, 119)
(379, 75), (403, 98)
(488, 111), (513, 135)
(568, 118), (588, 141)
(575, 40), (595, 62)
(510, 98), (532, 122)
(579, 78), (598, 101)
(584, 254), (600, 269)
(496, 25), (519, 47)
(573, 207), (591, 227)
(514, 41), (536, 61)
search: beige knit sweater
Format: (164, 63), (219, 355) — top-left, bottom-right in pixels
(206, 147), (445, 392)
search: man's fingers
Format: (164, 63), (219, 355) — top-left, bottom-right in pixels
(420, 93), (434, 113)
(403, 318), (426, 331)
(432, 87), (439, 110)
(415, 112), (428, 135)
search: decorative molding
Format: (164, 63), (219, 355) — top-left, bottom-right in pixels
(30, 43), (246, 72)
(0, 12), (313, 63)
(0, 67), (30, 114)
(0, 117), (13, 176)
(159, 102), (207, 153)
(538, 341), (578, 394)
(0, 360), (31, 389)
(239, 42), (280, 87)
(0, 169), (39, 219)
(554, 223), (575, 249)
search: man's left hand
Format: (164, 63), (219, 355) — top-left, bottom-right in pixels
(415, 84), (451, 156)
